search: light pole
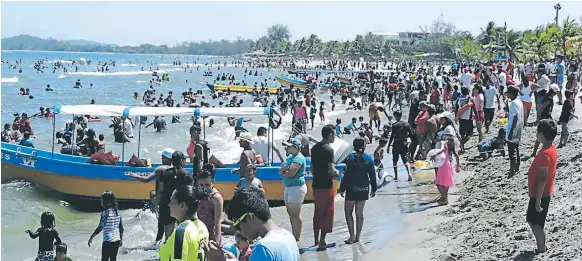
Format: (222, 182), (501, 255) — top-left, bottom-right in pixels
(554, 3), (567, 61)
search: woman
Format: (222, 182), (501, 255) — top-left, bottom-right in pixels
(278, 138), (307, 242)
(159, 185), (209, 261)
(196, 170), (224, 244)
(519, 69), (535, 125)
(77, 128), (100, 156)
(471, 85), (485, 142)
(338, 137), (377, 244)
(293, 101), (308, 134)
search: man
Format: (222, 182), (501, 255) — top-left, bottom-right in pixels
(387, 110), (412, 181)
(231, 132), (257, 178)
(483, 83), (497, 133)
(459, 68), (473, 88)
(121, 116), (134, 138)
(533, 65), (551, 124)
(526, 119), (558, 254)
(206, 187), (300, 261)
(251, 127), (284, 164)
(455, 87), (473, 151)
(310, 125), (339, 251)
(129, 148), (174, 242)
(505, 86), (524, 177)
(554, 55), (565, 104)
(497, 67), (507, 110)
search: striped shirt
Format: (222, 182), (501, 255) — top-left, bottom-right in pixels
(98, 209), (123, 242)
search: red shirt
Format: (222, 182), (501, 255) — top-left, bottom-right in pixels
(528, 145), (557, 197)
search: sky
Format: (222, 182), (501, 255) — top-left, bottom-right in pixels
(2, 1), (582, 46)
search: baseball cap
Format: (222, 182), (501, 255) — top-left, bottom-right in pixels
(237, 132), (254, 144)
(282, 138), (302, 148)
(161, 148), (175, 159)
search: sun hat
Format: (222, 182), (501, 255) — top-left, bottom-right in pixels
(438, 111), (455, 123)
(161, 148), (175, 159)
(237, 132), (254, 144)
(282, 138), (302, 148)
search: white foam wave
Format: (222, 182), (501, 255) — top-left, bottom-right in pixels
(1, 77), (19, 83)
(66, 68), (180, 76)
(58, 74), (67, 79)
(121, 63), (138, 67)
(136, 80), (146, 83)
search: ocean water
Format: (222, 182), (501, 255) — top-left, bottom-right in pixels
(1, 51), (434, 261)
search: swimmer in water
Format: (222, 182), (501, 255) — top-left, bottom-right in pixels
(74, 79), (82, 88)
(45, 84), (53, 91)
(26, 211), (62, 261)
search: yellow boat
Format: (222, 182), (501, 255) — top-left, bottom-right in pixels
(206, 84), (280, 93)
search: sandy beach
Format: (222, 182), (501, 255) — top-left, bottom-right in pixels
(364, 96), (582, 260)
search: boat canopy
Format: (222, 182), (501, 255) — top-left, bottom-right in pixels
(53, 104), (272, 118)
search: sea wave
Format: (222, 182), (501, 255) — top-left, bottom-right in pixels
(58, 74), (67, 79)
(121, 63), (138, 67)
(66, 68), (181, 76)
(1, 76), (19, 83)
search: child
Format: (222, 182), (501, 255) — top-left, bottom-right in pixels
(558, 90), (578, 148)
(373, 138), (387, 169)
(234, 232), (252, 261)
(331, 98), (336, 111)
(319, 101), (325, 122)
(235, 164), (264, 193)
(478, 128), (506, 160)
(430, 134), (461, 205)
(26, 211), (62, 261)
(309, 101), (317, 130)
(335, 118), (343, 137)
(527, 119), (558, 254)
(344, 117), (358, 134)
(359, 131), (370, 144)
(55, 132), (67, 145)
(54, 243), (72, 261)
(88, 190), (124, 261)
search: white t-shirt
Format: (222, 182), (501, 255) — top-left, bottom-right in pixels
(123, 118), (134, 137)
(506, 99), (524, 144)
(436, 76), (443, 88)
(498, 72), (507, 88)
(250, 228), (300, 261)
(251, 136), (281, 163)
(520, 86), (533, 103)
(483, 87), (497, 108)
(536, 74), (551, 92)
(460, 73), (473, 87)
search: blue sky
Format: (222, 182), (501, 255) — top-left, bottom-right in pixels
(2, 1), (582, 46)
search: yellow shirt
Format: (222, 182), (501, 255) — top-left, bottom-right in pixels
(159, 219), (209, 261)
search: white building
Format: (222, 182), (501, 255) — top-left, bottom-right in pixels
(372, 31), (429, 45)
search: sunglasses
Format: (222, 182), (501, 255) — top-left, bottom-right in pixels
(232, 213), (249, 229)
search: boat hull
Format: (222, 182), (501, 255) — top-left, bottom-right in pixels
(206, 84), (279, 94)
(275, 76), (309, 89)
(1, 143), (343, 202)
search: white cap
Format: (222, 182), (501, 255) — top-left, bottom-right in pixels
(161, 148), (175, 158)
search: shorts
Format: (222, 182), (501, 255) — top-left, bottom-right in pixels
(526, 197), (551, 228)
(37, 251), (55, 261)
(459, 119), (474, 137)
(313, 188), (335, 233)
(484, 108), (495, 124)
(392, 142), (409, 165)
(158, 206), (177, 226)
(523, 101), (532, 112)
(559, 122), (569, 136)
(284, 184), (307, 203)
(102, 241), (121, 259)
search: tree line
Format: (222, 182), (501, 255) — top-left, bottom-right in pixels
(2, 15), (581, 61)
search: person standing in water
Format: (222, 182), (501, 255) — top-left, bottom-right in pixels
(338, 137), (377, 244)
(310, 124), (339, 251)
(26, 212), (62, 261)
(231, 132), (257, 179)
(387, 110), (413, 181)
(88, 190), (124, 261)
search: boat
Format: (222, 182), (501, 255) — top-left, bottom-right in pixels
(1, 105), (348, 203)
(275, 76), (310, 88)
(206, 84), (280, 94)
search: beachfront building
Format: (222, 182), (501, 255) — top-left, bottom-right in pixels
(372, 31), (430, 45)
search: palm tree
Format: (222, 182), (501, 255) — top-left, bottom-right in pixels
(504, 30), (523, 61)
(479, 21), (497, 46)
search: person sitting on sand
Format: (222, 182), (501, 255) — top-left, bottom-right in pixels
(477, 128), (506, 160)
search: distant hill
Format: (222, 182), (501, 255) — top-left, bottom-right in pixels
(65, 39), (117, 47)
(0, 34), (253, 55)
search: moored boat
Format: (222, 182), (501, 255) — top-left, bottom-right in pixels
(206, 84), (280, 94)
(1, 105), (348, 203)
(275, 76), (309, 88)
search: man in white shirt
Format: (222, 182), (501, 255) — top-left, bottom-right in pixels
(435, 72), (443, 88)
(497, 67), (508, 110)
(459, 68), (473, 88)
(505, 86), (524, 177)
(534, 66), (551, 124)
(122, 116), (134, 138)
(483, 84), (497, 133)
(251, 127), (284, 163)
